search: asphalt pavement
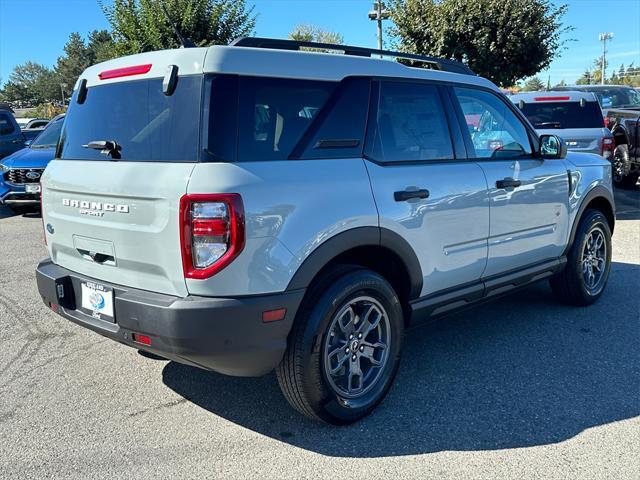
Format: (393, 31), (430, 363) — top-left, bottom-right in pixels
(0, 187), (638, 479)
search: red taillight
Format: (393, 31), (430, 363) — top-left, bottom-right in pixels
(601, 136), (615, 159)
(603, 116), (613, 129)
(179, 194), (245, 279)
(132, 333), (152, 346)
(98, 64), (152, 80)
(534, 96), (570, 101)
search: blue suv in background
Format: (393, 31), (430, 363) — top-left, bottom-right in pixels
(0, 114), (64, 211)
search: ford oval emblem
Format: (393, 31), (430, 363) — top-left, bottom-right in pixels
(26, 171), (41, 180)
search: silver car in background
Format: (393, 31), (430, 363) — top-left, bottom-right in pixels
(511, 91), (614, 160)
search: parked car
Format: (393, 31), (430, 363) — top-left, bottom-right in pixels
(0, 114), (64, 211)
(510, 91), (614, 159)
(22, 118), (50, 129)
(0, 108), (28, 159)
(36, 38), (615, 424)
(551, 85), (640, 187)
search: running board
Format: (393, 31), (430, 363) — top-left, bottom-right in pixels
(410, 257), (566, 324)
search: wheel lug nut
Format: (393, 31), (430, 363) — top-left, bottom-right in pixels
(358, 333), (362, 339)
(359, 346), (364, 352)
(352, 355), (357, 361)
(349, 334), (353, 340)
(345, 348), (349, 353)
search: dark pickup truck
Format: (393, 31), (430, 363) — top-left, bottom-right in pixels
(552, 85), (640, 188)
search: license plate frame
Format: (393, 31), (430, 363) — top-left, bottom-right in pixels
(80, 282), (114, 322)
(25, 184), (41, 194)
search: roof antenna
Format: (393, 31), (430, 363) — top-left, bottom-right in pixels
(160, 1), (196, 48)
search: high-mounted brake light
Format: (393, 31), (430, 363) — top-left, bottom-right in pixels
(534, 96), (570, 101)
(98, 64), (152, 80)
(179, 194), (245, 279)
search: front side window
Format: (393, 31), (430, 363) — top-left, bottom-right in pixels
(454, 87), (532, 159)
(237, 77), (335, 161)
(367, 81), (454, 162)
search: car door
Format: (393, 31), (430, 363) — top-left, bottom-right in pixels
(364, 79), (489, 298)
(0, 112), (24, 159)
(450, 86), (570, 277)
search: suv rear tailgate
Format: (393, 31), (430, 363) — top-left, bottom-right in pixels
(42, 160), (194, 296)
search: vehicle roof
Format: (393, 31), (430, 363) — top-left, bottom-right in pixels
(78, 44), (498, 91)
(510, 91), (598, 103)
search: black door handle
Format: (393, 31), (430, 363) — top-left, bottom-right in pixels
(394, 189), (430, 202)
(496, 178), (521, 189)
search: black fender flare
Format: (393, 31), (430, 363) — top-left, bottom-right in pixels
(563, 185), (615, 255)
(610, 123), (630, 147)
(286, 226), (423, 300)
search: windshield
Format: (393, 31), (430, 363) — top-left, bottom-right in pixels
(59, 76), (202, 162)
(587, 87), (640, 109)
(31, 117), (64, 148)
(519, 101), (604, 129)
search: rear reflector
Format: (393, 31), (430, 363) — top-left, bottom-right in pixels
(132, 333), (152, 346)
(534, 96), (570, 101)
(99, 64), (152, 80)
(262, 308), (287, 323)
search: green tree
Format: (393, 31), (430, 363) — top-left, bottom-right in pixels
(100, 0), (256, 56)
(54, 30), (116, 92)
(2, 62), (58, 104)
(389, 0), (570, 87)
(289, 24), (344, 45)
(521, 76), (546, 92)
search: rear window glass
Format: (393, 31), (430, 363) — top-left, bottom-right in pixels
(237, 77), (335, 161)
(519, 101), (603, 129)
(59, 76), (202, 162)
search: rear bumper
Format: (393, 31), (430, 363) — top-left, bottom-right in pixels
(36, 259), (305, 376)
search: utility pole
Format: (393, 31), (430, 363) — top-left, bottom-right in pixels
(60, 83), (67, 105)
(368, 1), (390, 56)
(598, 32), (613, 85)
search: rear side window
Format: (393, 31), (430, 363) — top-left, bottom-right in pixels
(366, 81), (454, 162)
(454, 87), (532, 159)
(518, 101), (603, 129)
(59, 76), (202, 162)
(0, 113), (15, 135)
(237, 77), (335, 161)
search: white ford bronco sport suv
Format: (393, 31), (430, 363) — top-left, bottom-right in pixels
(36, 38), (615, 424)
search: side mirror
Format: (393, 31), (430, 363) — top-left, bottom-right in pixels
(24, 140), (32, 147)
(539, 134), (567, 159)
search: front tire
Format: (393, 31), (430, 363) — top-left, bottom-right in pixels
(550, 209), (612, 306)
(276, 268), (404, 424)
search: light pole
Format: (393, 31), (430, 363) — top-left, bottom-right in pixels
(60, 83), (68, 106)
(598, 32), (613, 85)
(368, 1), (390, 55)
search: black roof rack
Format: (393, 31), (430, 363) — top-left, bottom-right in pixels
(230, 37), (475, 76)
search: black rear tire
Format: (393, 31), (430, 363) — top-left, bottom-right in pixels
(550, 209), (612, 306)
(612, 144), (639, 189)
(276, 267), (404, 424)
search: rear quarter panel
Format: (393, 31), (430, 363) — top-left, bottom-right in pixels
(186, 158), (378, 296)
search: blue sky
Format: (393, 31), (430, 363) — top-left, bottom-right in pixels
(0, 0), (638, 86)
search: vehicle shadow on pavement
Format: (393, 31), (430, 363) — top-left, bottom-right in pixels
(614, 185), (640, 221)
(163, 261), (639, 458)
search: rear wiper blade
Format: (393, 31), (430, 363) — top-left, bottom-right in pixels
(536, 122), (562, 128)
(82, 140), (121, 159)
